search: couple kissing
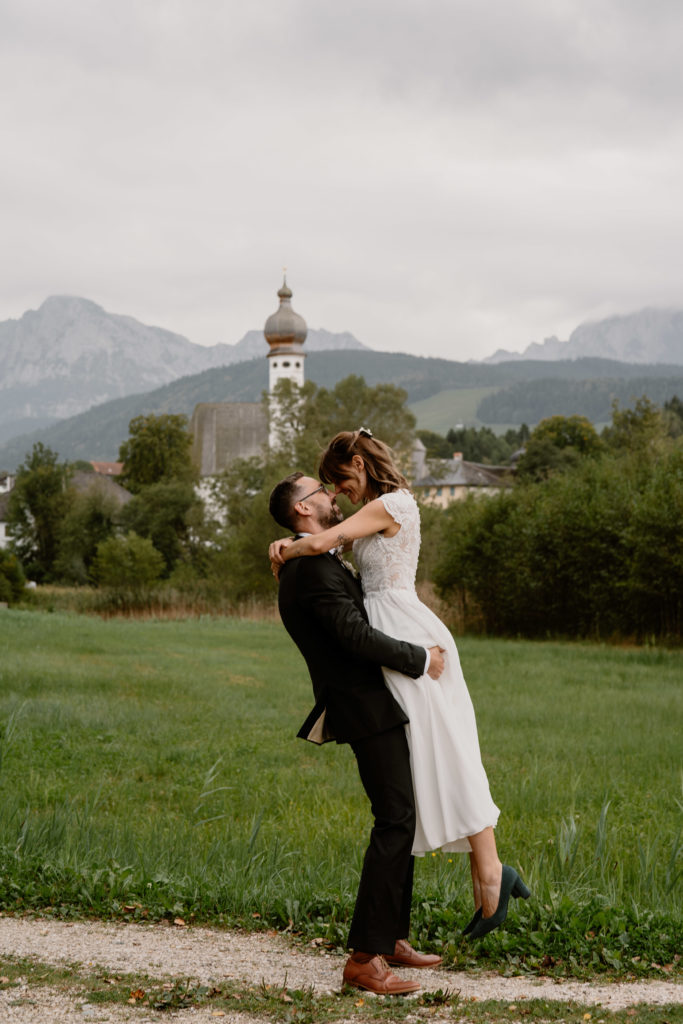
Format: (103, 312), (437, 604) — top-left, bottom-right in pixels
(268, 428), (529, 994)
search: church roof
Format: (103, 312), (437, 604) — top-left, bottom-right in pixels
(415, 458), (511, 488)
(264, 276), (307, 351)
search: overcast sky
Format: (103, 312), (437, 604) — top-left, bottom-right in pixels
(2, 0), (683, 361)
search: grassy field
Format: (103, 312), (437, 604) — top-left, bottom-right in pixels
(408, 386), (611, 439)
(0, 609), (680, 977)
(408, 387), (517, 435)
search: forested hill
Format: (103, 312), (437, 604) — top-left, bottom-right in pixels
(1, 349), (683, 467)
(478, 375), (683, 424)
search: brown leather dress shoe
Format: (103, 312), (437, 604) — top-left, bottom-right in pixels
(342, 953), (421, 994)
(384, 938), (443, 968)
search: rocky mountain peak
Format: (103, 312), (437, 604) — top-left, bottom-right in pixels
(484, 308), (683, 365)
(0, 295), (369, 440)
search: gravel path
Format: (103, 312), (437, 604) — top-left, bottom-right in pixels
(0, 918), (681, 1023)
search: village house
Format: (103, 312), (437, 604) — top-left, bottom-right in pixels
(69, 469), (132, 508)
(89, 461), (124, 477)
(0, 473), (15, 550)
(0, 495), (10, 551)
(411, 439), (512, 508)
(0, 468), (131, 553)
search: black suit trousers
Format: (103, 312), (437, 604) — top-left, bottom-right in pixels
(347, 724), (416, 953)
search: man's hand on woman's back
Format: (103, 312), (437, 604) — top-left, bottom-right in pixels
(427, 647), (446, 679)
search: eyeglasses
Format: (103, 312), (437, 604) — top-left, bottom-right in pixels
(296, 483), (327, 504)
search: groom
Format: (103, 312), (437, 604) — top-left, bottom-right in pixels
(269, 472), (444, 994)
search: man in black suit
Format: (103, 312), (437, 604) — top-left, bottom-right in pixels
(269, 472), (445, 995)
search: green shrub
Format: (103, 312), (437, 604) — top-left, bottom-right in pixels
(0, 550), (25, 604)
(435, 445), (683, 639)
(93, 532), (164, 604)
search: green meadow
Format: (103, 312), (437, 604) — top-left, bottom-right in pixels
(408, 387), (516, 434)
(0, 609), (680, 977)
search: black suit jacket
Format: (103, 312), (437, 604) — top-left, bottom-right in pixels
(277, 550), (427, 744)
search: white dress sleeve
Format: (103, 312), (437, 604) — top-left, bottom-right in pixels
(353, 489), (421, 594)
(378, 488), (417, 527)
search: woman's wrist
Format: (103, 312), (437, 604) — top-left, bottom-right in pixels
(284, 538), (301, 560)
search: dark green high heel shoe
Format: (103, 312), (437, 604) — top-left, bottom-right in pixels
(461, 907), (482, 936)
(468, 866), (530, 940)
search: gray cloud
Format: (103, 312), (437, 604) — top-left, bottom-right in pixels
(1, 0), (682, 360)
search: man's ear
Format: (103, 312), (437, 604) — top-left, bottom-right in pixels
(291, 501), (312, 523)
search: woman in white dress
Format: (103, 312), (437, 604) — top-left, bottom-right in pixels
(269, 429), (529, 938)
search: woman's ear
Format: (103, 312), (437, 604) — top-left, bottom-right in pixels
(352, 454), (365, 472)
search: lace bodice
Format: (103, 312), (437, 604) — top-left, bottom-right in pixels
(353, 489), (420, 595)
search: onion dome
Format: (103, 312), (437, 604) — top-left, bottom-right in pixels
(264, 276), (307, 352)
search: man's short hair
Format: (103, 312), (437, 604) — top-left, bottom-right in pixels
(269, 471), (304, 531)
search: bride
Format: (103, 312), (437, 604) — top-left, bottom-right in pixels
(269, 428), (529, 938)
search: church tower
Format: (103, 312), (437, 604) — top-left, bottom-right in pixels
(264, 275), (307, 448)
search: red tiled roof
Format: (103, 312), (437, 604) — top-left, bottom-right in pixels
(90, 461), (123, 476)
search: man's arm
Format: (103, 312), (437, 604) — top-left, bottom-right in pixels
(297, 556), (433, 679)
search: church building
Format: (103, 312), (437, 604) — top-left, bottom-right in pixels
(190, 277), (307, 475)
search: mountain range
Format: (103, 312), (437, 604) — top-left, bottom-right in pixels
(2, 350), (683, 470)
(485, 308), (683, 364)
(2, 296), (683, 470)
(0, 295), (367, 440)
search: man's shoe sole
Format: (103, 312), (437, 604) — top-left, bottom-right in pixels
(384, 955), (443, 969)
(343, 979), (421, 995)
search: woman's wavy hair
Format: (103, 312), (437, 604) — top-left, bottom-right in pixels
(318, 430), (409, 500)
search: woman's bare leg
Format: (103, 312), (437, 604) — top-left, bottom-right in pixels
(468, 827), (502, 918)
(469, 852), (481, 910)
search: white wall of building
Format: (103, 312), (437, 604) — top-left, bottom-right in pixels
(267, 349), (305, 449)
(268, 352), (305, 392)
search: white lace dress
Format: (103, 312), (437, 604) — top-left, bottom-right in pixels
(353, 489), (500, 854)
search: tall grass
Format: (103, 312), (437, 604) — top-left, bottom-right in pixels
(0, 609), (680, 974)
(20, 584), (280, 620)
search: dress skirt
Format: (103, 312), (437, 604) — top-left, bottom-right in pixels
(364, 587), (500, 855)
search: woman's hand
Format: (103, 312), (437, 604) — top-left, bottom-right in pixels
(269, 537), (294, 565)
(270, 537), (297, 578)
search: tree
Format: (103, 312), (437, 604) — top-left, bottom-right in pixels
(120, 480), (200, 574)
(416, 430), (453, 459)
(505, 423), (530, 447)
(0, 549), (25, 604)
(93, 532), (164, 599)
(663, 396), (683, 439)
(529, 414), (602, 455)
(55, 489), (121, 584)
(267, 375), (416, 474)
(192, 454), (301, 603)
(434, 456), (638, 638)
(627, 444), (683, 635)
(7, 443), (73, 581)
(515, 436), (581, 482)
(446, 425), (526, 464)
(602, 397), (666, 453)
(119, 414), (196, 493)
(417, 425), (528, 464)
(517, 415), (601, 482)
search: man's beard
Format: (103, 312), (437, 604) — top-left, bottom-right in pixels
(319, 502), (344, 530)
